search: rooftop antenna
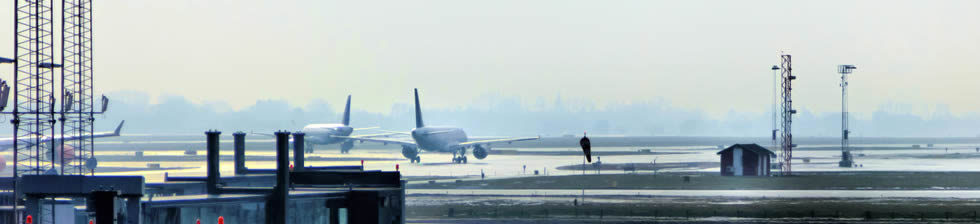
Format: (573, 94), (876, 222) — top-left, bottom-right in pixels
(838, 65), (857, 168)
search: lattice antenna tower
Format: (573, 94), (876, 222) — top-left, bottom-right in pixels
(61, 0), (97, 175)
(780, 55), (796, 175)
(14, 0), (59, 178)
(11, 1), (60, 223)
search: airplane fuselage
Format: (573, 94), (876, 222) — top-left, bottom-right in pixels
(302, 123), (353, 145)
(411, 126), (467, 153)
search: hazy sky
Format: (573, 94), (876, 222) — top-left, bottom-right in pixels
(0, 0), (977, 119)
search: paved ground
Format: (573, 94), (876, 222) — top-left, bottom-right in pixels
(408, 217), (950, 224)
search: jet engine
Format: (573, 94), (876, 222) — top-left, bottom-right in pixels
(41, 142), (77, 162)
(473, 145), (489, 160)
(401, 145), (418, 160)
(340, 141), (354, 153)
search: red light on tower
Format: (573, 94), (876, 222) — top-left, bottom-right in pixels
(290, 163), (294, 171)
(196, 219), (200, 224)
(396, 164), (399, 171)
(218, 216), (225, 224)
(25, 215), (32, 224)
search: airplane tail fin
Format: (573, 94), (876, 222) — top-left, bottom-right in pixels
(342, 95), (351, 126)
(414, 88), (424, 128)
(113, 120), (125, 136)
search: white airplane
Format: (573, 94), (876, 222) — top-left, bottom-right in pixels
(0, 121), (124, 171)
(0, 120), (124, 151)
(256, 95), (400, 153)
(340, 89), (540, 164)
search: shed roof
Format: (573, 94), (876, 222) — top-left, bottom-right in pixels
(716, 143), (776, 157)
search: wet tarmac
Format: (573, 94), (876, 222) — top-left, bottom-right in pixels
(408, 189), (980, 199)
(1, 135), (978, 184)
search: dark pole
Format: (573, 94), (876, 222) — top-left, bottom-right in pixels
(87, 0), (95, 175)
(59, 0), (65, 175)
(270, 131), (290, 224)
(12, 0), (19, 222)
(233, 132), (246, 175)
(92, 191), (117, 224)
(292, 132), (305, 171)
(87, 0), (96, 176)
(205, 130), (221, 194)
(47, 0), (56, 175)
(33, 0), (41, 175)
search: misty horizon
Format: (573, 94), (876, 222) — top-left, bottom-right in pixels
(43, 89), (980, 138)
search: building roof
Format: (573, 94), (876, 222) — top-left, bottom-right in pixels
(716, 143), (776, 157)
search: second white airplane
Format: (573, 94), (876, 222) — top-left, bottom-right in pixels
(257, 95), (397, 153)
(342, 89), (539, 164)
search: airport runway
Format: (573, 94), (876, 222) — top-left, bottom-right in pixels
(408, 189), (980, 199)
(2, 135), (978, 183)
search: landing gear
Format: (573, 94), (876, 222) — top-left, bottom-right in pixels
(403, 146), (421, 163)
(340, 141), (354, 154)
(451, 156), (467, 163)
(451, 149), (468, 164)
(305, 144), (315, 154)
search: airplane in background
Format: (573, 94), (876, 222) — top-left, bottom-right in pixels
(256, 95), (399, 153)
(341, 89), (539, 164)
(0, 120), (125, 170)
(0, 120), (125, 152)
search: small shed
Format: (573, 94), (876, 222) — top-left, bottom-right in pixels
(717, 144), (776, 176)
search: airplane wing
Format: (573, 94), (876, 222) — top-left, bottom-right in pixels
(368, 129), (409, 135)
(0, 120), (125, 151)
(85, 120), (125, 139)
(344, 132), (406, 138)
(353, 127), (379, 131)
(249, 131), (276, 137)
(459, 135), (540, 147)
(335, 136), (416, 147)
(49, 120), (126, 143)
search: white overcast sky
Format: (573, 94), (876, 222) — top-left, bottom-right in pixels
(0, 0), (977, 118)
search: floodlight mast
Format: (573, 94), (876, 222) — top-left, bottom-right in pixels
(838, 65), (857, 167)
(771, 65), (780, 157)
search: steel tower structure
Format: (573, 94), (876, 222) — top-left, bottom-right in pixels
(61, 0), (96, 175)
(13, 0), (59, 223)
(838, 65), (856, 167)
(779, 55), (796, 175)
(14, 0), (58, 178)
